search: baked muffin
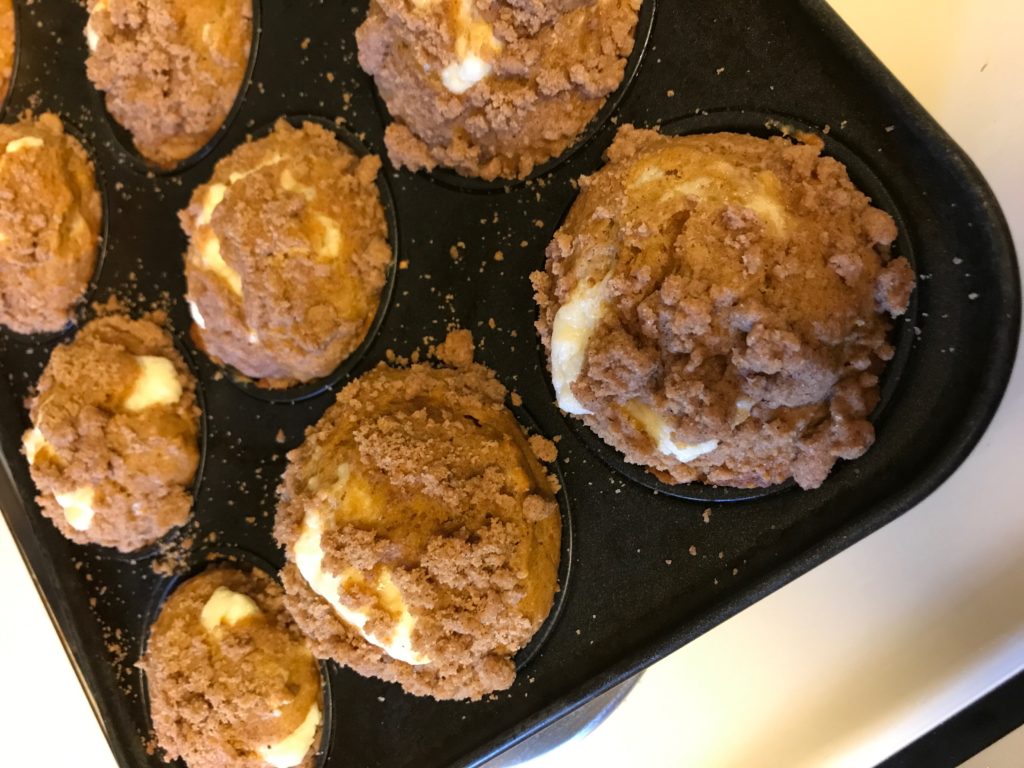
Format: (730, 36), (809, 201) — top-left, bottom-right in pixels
(0, 0), (12, 105)
(22, 314), (200, 551)
(142, 567), (323, 768)
(85, 0), (252, 167)
(356, 0), (642, 180)
(274, 331), (562, 701)
(180, 119), (392, 388)
(0, 113), (102, 334)
(532, 126), (916, 490)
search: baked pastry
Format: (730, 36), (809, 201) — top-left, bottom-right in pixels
(0, 113), (102, 334)
(0, 0), (12, 105)
(532, 126), (916, 490)
(356, 0), (642, 180)
(180, 119), (392, 388)
(22, 314), (200, 551)
(142, 567), (323, 768)
(274, 331), (562, 701)
(84, 0), (252, 167)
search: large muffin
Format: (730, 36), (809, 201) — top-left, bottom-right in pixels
(180, 119), (392, 388)
(85, 0), (252, 167)
(274, 332), (562, 701)
(533, 126), (916, 490)
(22, 314), (200, 551)
(357, 0), (642, 180)
(0, 113), (102, 334)
(142, 567), (323, 768)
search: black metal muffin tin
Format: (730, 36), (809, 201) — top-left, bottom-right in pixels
(0, 1), (1018, 767)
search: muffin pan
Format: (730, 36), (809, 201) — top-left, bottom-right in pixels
(0, 1), (1019, 767)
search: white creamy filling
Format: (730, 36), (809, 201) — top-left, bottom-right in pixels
(55, 487), (96, 531)
(188, 300), (207, 329)
(259, 704), (321, 768)
(293, 466), (430, 666)
(441, 54), (492, 94)
(431, 0), (501, 93)
(550, 276), (610, 416)
(626, 402), (719, 463)
(23, 427), (52, 466)
(5, 136), (44, 154)
(123, 356), (183, 412)
(200, 587), (262, 632)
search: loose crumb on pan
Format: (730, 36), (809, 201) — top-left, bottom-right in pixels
(274, 331), (562, 701)
(533, 125), (915, 490)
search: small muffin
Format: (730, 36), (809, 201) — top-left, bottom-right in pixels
(274, 331), (562, 701)
(22, 314), (200, 551)
(142, 567), (323, 768)
(180, 119), (392, 388)
(0, 0), (12, 105)
(356, 0), (642, 181)
(0, 114), (102, 334)
(84, 0), (252, 167)
(532, 126), (916, 490)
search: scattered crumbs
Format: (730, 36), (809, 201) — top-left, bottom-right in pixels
(274, 428), (286, 444)
(666, 89), (675, 98)
(716, 67), (726, 75)
(528, 434), (558, 463)
(688, 545), (697, 557)
(953, 257), (963, 265)
(399, 259), (409, 270)
(665, 559), (672, 566)
(510, 391), (523, 407)
(494, 250), (504, 261)
(732, 568), (739, 576)
(885, 125), (896, 133)
(325, 72), (335, 83)
(244, 516), (256, 525)
(377, 696), (386, 703)
(968, 292), (979, 301)
(702, 508), (711, 524)
(300, 37), (311, 50)
(718, 551), (725, 559)
(575, 629), (581, 636)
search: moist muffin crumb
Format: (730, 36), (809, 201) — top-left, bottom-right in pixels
(181, 119), (392, 388)
(85, 0), (252, 167)
(0, 113), (102, 334)
(356, 0), (642, 180)
(22, 314), (200, 551)
(142, 567), (323, 768)
(533, 125), (915, 490)
(275, 332), (562, 701)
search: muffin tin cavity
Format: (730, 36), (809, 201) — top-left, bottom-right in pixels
(544, 111), (918, 504)
(191, 114), (401, 405)
(390, 0), (657, 194)
(140, 549), (335, 768)
(87, 0), (262, 176)
(0, 117), (110, 344)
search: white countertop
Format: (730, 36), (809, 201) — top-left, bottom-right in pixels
(1, 1), (1021, 766)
